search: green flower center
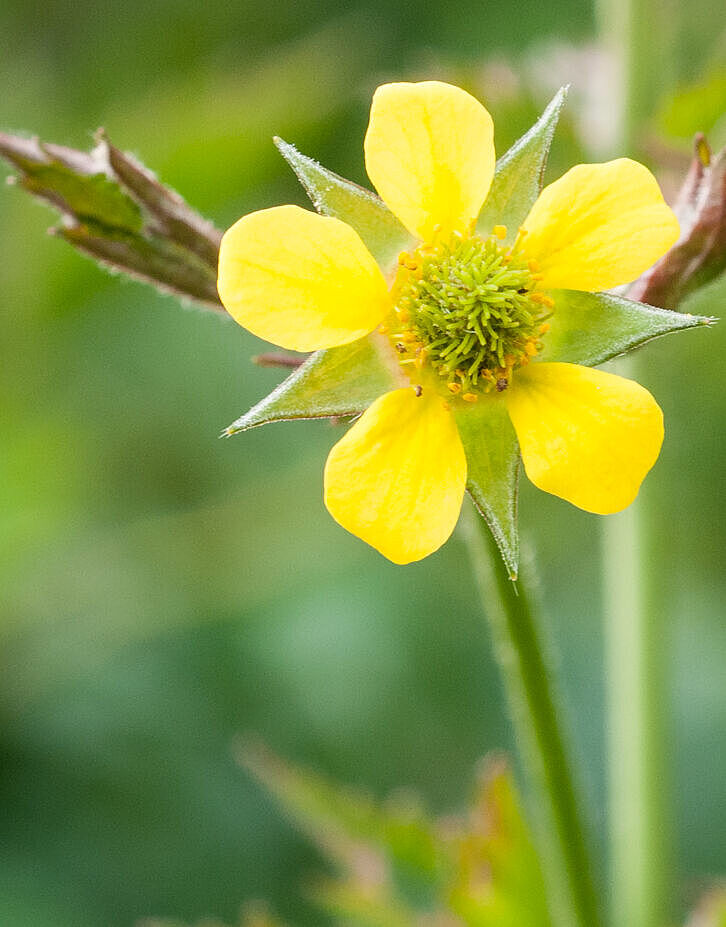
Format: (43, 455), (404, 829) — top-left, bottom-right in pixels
(391, 230), (552, 399)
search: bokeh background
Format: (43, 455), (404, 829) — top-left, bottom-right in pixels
(1, 1), (725, 925)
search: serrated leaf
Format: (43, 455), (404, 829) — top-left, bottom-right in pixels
(455, 399), (520, 580)
(238, 741), (444, 891)
(226, 333), (401, 434)
(477, 87), (568, 243)
(448, 758), (550, 927)
(275, 137), (414, 273)
(538, 289), (713, 367)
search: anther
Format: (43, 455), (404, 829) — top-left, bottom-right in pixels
(447, 382), (462, 394)
(496, 378), (509, 392)
(378, 324), (388, 334)
(493, 225), (507, 240)
(530, 293), (555, 308)
(462, 392), (478, 403)
(414, 384), (423, 397)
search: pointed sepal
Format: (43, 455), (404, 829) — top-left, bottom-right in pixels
(225, 334), (401, 435)
(455, 398), (520, 579)
(477, 87), (568, 242)
(539, 289), (713, 367)
(275, 137), (414, 273)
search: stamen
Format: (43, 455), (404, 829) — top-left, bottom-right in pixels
(391, 231), (553, 398)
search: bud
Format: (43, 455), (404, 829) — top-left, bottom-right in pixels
(629, 134), (726, 309)
(0, 130), (223, 311)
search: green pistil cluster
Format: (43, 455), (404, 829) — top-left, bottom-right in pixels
(394, 232), (551, 396)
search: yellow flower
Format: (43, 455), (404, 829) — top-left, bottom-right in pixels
(218, 81), (679, 565)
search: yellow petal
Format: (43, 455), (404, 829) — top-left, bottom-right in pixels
(522, 159), (679, 291)
(217, 205), (391, 352)
(505, 363), (663, 514)
(364, 81), (495, 242)
(324, 388), (466, 564)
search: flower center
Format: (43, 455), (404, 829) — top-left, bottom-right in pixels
(389, 227), (552, 400)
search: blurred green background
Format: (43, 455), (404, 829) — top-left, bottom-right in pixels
(1, 1), (724, 925)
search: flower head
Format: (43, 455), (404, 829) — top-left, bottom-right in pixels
(218, 81), (703, 572)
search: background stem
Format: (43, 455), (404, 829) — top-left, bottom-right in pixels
(461, 502), (602, 927)
(595, 0), (677, 920)
(602, 445), (669, 927)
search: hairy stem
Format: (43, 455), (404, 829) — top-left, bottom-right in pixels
(461, 502), (602, 927)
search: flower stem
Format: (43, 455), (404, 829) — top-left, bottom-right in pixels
(461, 502), (602, 927)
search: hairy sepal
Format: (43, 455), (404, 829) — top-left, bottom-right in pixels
(455, 398), (520, 579)
(275, 137), (414, 274)
(477, 87), (568, 243)
(538, 290), (713, 367)
(226, 333), (401, 435)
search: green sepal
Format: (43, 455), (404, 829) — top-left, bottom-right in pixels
(226, 333), (400, 435)
(538, 289), (714, 367)
(455, 398), (520, 579)
(275, 137), (414, 272)
(477, 87), (568, 243)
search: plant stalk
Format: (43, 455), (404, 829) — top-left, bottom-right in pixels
(461, 502), (602, 927)
(602, 447), (669, 927)
(596, 0), (678, 920)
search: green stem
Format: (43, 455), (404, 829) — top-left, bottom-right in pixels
(603, 448), (669, 927)
(596, 0), (676, 157)
(461, 502), (602, 927)
(596, 0), (678, 919)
